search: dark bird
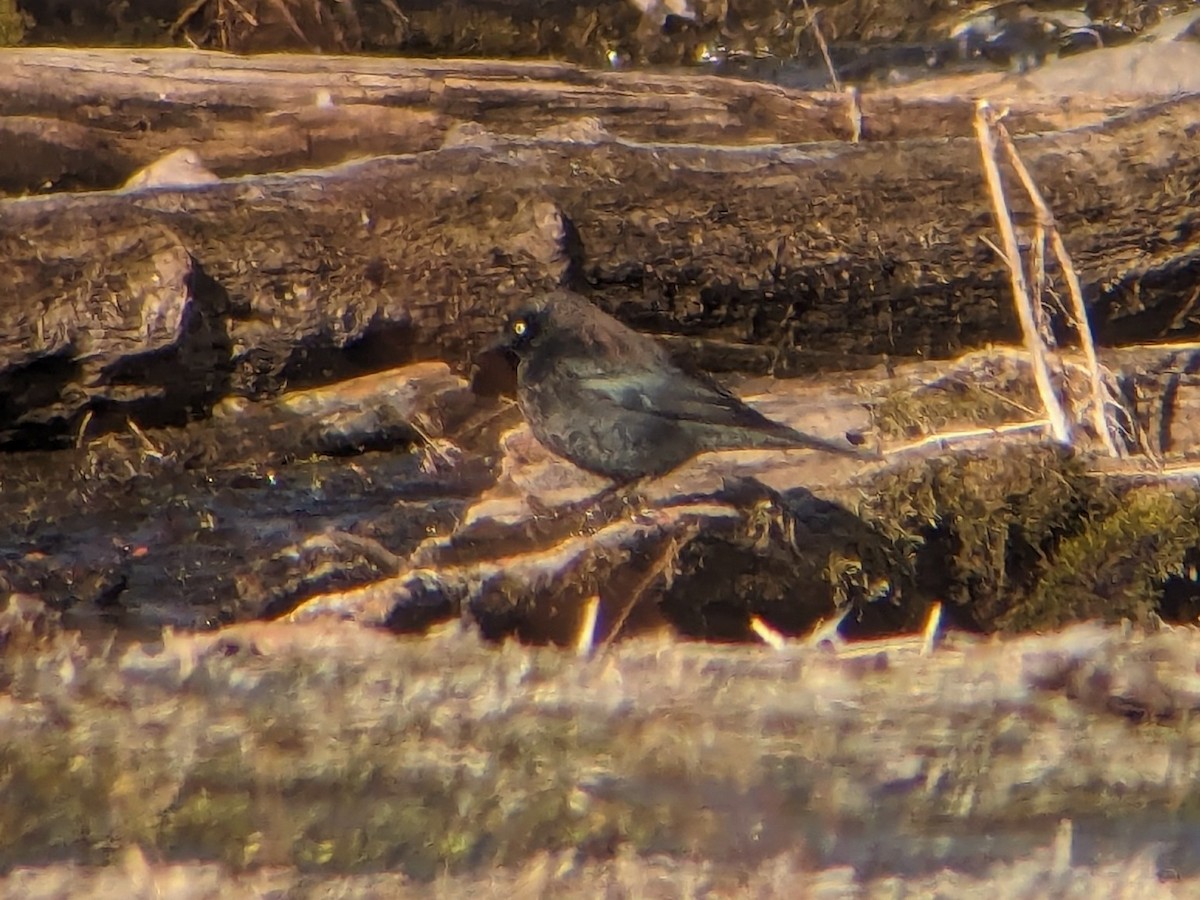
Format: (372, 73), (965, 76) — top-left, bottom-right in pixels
(497, 291), (875, 482)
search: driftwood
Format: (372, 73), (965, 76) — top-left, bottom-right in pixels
(3, 51), (1200, 449)
(283, 351), (1200, 643)
(3, 344), (1200, 640)
(0, 48), (1180, 193)
(2, 47), (1199, 641)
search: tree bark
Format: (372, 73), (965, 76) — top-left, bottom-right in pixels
(3, 69), (1199, 444)
(0, 48), (1176, 193)
(3, 50), (1200, 644)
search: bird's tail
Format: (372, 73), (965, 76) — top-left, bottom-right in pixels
(752, 426), (882, 461)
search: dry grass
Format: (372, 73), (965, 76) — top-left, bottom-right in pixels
(4, 607), (1200, 886)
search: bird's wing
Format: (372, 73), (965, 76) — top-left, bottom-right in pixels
(576, 371), (779, 430)
(573, 372), (871, 459)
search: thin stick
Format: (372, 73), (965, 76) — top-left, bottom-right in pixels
(750, 615), (788, 650)
(576, 596), (600, 657)
(75, 409), (94, 449)
(974, 101), (1072, 444)
(1029, 223), (1054, 348)
(978, 234), (1010, 266)
(598, 524), (699, 654)
(126, 418), (164, 460)
(805, 606), (851, 647)
(320, 529), (404, 573)
(993, 122), (1119, 457)
(889, 419), (1050, 455)
(920, 601), (943, 656)
(264, 0), (309, 45)
(973, 382), (1041, 419)
(222, 0), (259, 27)
(168, 0), (208, 37)
(1049, 229), (1120, 456)
(800, 0), (842, 92)
(846, 86), (863, 143)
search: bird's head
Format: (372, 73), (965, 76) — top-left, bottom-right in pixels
(475, 301), (557, 396)
(498, 305), (550, 359)
(492, 291), (669, 369)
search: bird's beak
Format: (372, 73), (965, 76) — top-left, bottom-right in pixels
(489, 331), (518, 354)
(471, 340), (520, 398)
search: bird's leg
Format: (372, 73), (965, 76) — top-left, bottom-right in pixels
(523, 480), (632, 536)
(577, 479), (649, 530)
(526, 477), (658, 540)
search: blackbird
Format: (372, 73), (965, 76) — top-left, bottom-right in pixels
(497, 291), (874, 482)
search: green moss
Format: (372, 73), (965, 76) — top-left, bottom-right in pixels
(0, 0), (28, 46)
(849, 438), (1200, 633)
(160, 789), (258, 866)
(0, 739), (108, 858)
(1008, 486), (1200, 631)
(852, 444), (1123, 629)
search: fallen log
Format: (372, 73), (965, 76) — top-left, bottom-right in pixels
(0, 162), (570, 445)
(4, 90), (1200, 447)
(4, 348), (1200, 638)
(0, 48), (1187, 194)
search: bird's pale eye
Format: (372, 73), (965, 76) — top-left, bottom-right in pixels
(512, 319), (528, 337)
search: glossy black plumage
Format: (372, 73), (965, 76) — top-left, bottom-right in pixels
(496, 291), (872, 482)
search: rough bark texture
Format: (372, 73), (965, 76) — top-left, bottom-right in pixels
(0, 48), (1175, 194)
(4, 346), (1200, 641)
(1, 161), (569, 445)
(2, 49), (1199, 638)
(3, 52), (1200, 449)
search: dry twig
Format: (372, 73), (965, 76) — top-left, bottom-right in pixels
(1029, 223), (1053, 347)
(921, 601), (943, 656)
(846, 86), (863, 143)
(749, 615), (788, 649)
(974, 101), (1073, 445)
(800, 0), (841, 91)
(992, 121), (1120, 457)
(891, 419), (1051, 455)
(598, 523), (700, 655)
(575, 596), (601, 657)
(265, 0), (310, 46)
(168, 0), (209, 38)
